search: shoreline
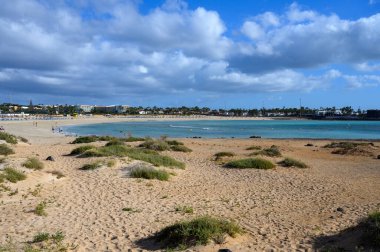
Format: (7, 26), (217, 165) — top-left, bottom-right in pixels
(2, 116), (380, 144)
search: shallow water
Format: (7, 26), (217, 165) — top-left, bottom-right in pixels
(63, 120), (380, 139)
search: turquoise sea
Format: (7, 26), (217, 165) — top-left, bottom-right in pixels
(63, 120), (380, 139)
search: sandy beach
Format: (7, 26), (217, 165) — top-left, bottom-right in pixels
(0, 117), (379, 251)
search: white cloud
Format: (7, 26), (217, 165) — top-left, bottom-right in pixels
(0, 0), (379, 102)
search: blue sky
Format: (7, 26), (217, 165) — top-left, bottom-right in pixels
(0, 0), (379, 109)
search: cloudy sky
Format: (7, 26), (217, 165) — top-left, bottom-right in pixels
(0, 0), (380, 108)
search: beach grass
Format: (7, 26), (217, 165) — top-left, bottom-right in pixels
(246, 145), (262, 150)
(70, 145), (95, 155)
(170, 145), (192, 152)
(80, 145), (185, 169)
(324, 141), (375, 156)
(22, 157), (44, 170)
(2, 167), (26, 183)
(71, 135), (117, 144)
(278, 157), (308, 168)
(106, 159), (116, 167)
(0, 144), (15, 156)
(166, 140), (184, 146)
(34, 202), (47, 216)
(362, 211), (380, 246)
(175, 205), (194, 214)
(105, 139), (125, 146)
(214, 152), (235, 159)
(130, 166), (170, 181)
(251, 145), (282, 157)
(225, 158), (275, 169)
(0, 132), (18, 144)
(139, 139), (171, 151)
(123, 136), (145, 142)
(155, 216), (242, 249)
(80, 161), (103, 170)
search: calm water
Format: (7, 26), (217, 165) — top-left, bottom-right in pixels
(62, 120), (380, 139)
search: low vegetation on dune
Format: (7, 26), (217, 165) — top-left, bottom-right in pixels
(165, 140), (184, 146)
(214, 152), (235, 161)
(139, 138), (192, 152)
(175, 205), (194, 214)
(251, 145), (282, 157)
(0, 132), (18, 144)
(80, 161), (103, 170)
(0, 157), (5, 164)
(130, 166), (170, 181)
(0, 231), (72, 252)
(170, 145), (192, 152)
(80, 145), (185, 169)
(139, 139), (171, 151)
(225, 158), (275, 169)
(22, 157), (44, 170)
(105, 139), (125, 146)
(34, 202), (47, 216)
(279, 157), (308, 168)
(246, 145), (262, 150)
(0, 144), (15, 156)
(1, 167), (26, 183)
(71, 135), (117, 144)
(123, 136), (145, 142)
(323, 141), (376, 156)
(154, 216), (243, 249)
(70, 145), (95, 155)
(362, 211), (380, 247)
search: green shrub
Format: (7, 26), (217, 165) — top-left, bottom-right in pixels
(253, 145), (281, 157)
(105, 139), (125, 146)
(214, 152), (235, 160)
(0, 144), (14, 156)
(2, 167), (26, 183)
(32, 232), (50, 243)
(127, 149), (185, 169)
(0, 132), (18, 144)
(225, 158), (275, 169)
(155, 216), (243, 249)
(324, 142), (375, 156)
(175, 205), (194, 214)
(246, 145), (262, 150)
(362, 211), (380, 246)
(170, 145), (192, 152)
(71, 136), (99, 144)
(130, 166), (170, 181)
(80, 145), (185, 169)
(70, 145), (95, 155)
(278, 158), (308, 168)
(106, 160), (116, 167)
(23, 157), (44, 170)
(80, 161), (103, 170)
(323, 142), (373, 149)
(139, 139), (171, 151)
(34, 202), (47, 216)
(123, 136), (145, 142)
(166, 140), (184, 146)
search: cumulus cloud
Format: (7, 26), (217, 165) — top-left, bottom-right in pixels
(0, 0), (379, 104)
